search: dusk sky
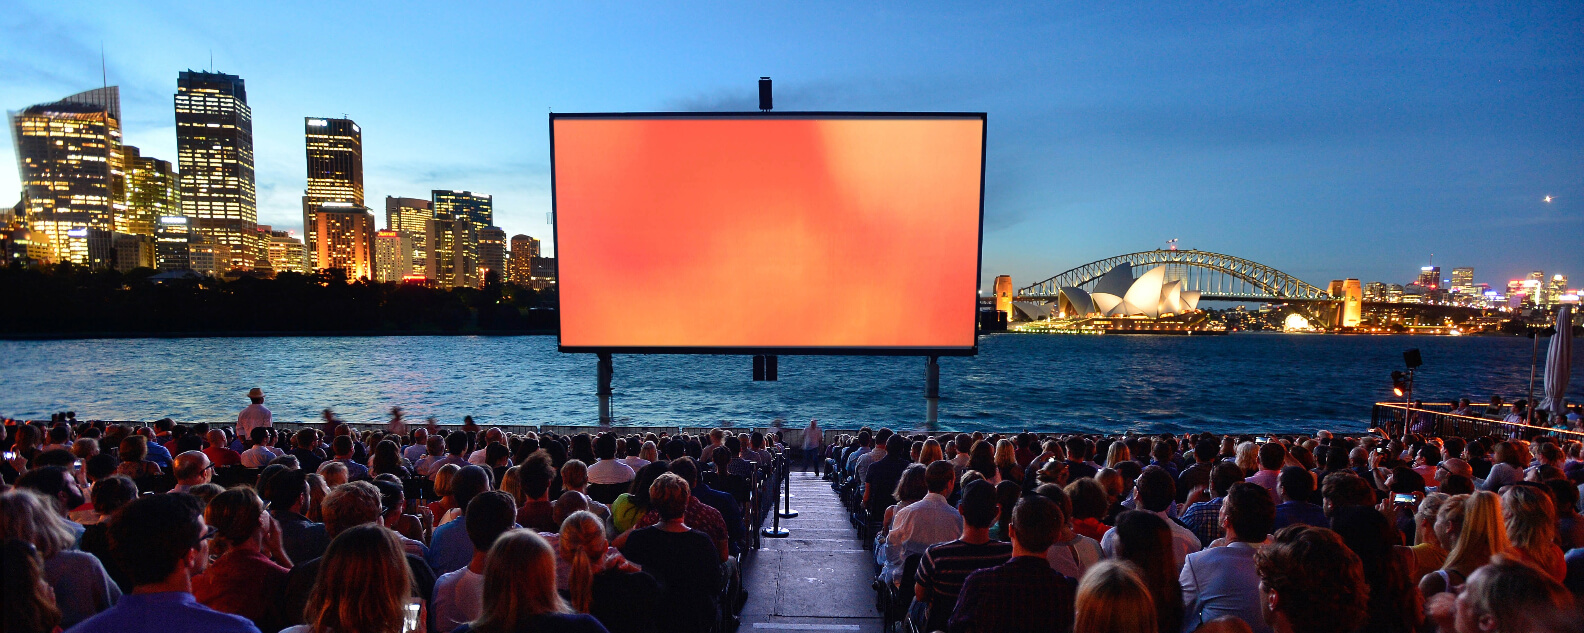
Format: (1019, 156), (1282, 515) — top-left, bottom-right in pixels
(3, 1), (1580, 292)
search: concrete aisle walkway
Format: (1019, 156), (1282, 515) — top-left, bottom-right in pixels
(740, 468), (883, 633)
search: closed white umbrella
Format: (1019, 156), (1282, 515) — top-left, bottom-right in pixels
(1540, 305), (1573, 420)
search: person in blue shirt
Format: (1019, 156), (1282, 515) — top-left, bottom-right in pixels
(428, 464), (494, 575)
(65, 493), (259, 633)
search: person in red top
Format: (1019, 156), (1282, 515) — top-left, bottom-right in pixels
(203, 429), (243, 467)
(192, 487), (293, 632)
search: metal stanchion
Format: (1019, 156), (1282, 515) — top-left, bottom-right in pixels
(762, 456), (790, 538)
(778, 456), (798, 519)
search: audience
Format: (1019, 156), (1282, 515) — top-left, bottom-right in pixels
(560, 510), (658, 633)
(433, 490), (518, 631)
(912, 479), (1012, 632)
(427, 464), (494, 575)
(1108, 511), (1184, 633)
(1428, 554), (1577, 633)
(619, 473), (721, 633)
(885, 460), (965, 581)
(0, 489), (120, 628)
(948, 496), (1076, 633)
(458, 529), (610, 633)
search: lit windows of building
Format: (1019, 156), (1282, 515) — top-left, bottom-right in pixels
(311, 204), (375, 280)
(188, 236), (231, 277)
(260, 226), (307, 275)
(302, 117), (363, 268)
(385, 196), (432, 275)
(1415, 265), (1440, 290)
(374, 230), (415, 283)
(155, 216), (192, 271)
(1449, 267), (1474, 296)
(425, 217), (475, 289)
(478, 226), (506, 286)
(123, 145), (179, 238)
(9, 92), (124, 265)
(508, 234), (539, 283)
(175, 71), (256, 270)
(527, 256), (557, 291)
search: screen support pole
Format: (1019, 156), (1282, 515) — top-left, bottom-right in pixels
(924, 355), (940, 429)
(597, 353), (613, 426)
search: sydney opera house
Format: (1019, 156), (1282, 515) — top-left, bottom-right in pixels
(1012, 264), (1224, 334)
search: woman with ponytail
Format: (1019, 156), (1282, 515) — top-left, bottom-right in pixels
(558, 511), (658, 633)
(461, 529), (608, 633)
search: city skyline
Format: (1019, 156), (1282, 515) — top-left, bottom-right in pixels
(2, 1), (1580, 289)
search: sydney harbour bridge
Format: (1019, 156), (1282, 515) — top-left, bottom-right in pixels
(1014, 248), (1335, 303)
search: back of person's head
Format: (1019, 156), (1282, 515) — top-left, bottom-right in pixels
(306, 524), (413, 633)
(1278, 466), (1314, 500)
(594, 434), (618, 460)
(108, 493), (207, 588)
(558, 511), (607, 613)
(1066, 477), (1109, 521)
(1544, 479), (1579, 515)
(316, 460), (349, 486)
(0, 490), (75, 559)
(1110, 509), (1182, 629)
(32, 448), (75, 470)
(957, 479), (1000, 529)
(628, 461), (669, 508)
(332, 435), (353, 457)
(1321, 471), (1375, 517)
(1010, 495), (1059, 552)
(893, 463), (928, 504)
(886, 433), (910, 457)
(649, 473), (690, 521)
(474, 530), (570, 632)
(14, 466), (77, 513)
(552, 491), (589, 525)
(1224, 482), (1276, 542)
(1073, 560), (1157, 633)
(445, 431), (469, 456)
(205, 487), (266, 557)
(1134, 465), (1175, 512)
(452, 465), (492, 514)
(1501, 484), (1558, 553)
(1209, 462), (1246, 497)
(668, 456), (699, 487)
(84, 453), (119, 483)
(711, 445), (732, 470)
(4, 537), (62, 633)
(322, 481), (383, 537)
(260, 466), (309, 512)
(1034, 483), (1073, 522)
(467, 491), (519, 554)
(1254, 525), (1369, 633)
(90, 475), (138, 515)
(924, 460), (955, 494)
(370, 480), (405, 518)
(1460, 555), (1576, 633)
(1192, 440), (1217, 463)
(514, 451), (555, 500)
(1445, 490), (1509, 573)
(1389, 467), (1426, 494)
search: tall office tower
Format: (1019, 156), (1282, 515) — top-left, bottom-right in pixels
(265, 230), (307, 275)
(1450, 267), (1474, 295)
(478, 226), (506, 284)
(1363, 281), (1386, 301)
(302, 117), (363, 268)
(155, 216), (192, 270)
(1416, 266), (1440, 289)
(123, 145), (179, 238)
(374, 230), (415, 283)
(311, 203), (375, 280)
(58, 87), (129, 231)
(430, 190), (489, 287)
(425, 217), (475, 288)
(386, 196), (432, 275)
(1548, 274), (1568, 308)
(175, 71), (256, 270)
(9, 90), (124, 265)
(508, 234), (539, 282)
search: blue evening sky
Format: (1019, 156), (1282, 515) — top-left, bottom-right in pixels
(3, 1), (1580, 291)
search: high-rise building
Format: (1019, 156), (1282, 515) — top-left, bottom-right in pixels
(431, 191), (489, 286)
(386, 196), (433, 276)
(9, 93), (123, 265)
(374, 230), (415, 283)
(1416, 266), (1440, 290)
(1547, 274), (1568, 308)
(1450, 267), (1474, 295)
(188, 236), (231, 277)
(265, 230), (307, 275)
(311, 203), (375, 280)
(425, 217), (475, 288)
(111, 233), (156, 272)
(1527, 271), (1546, 306)
(302, 117), (363, 268)
(123, 146), (179, 238)
(1386, 284), (1404, 302)
(527, 256), (558, 290)
(155, 216), (192, 271)
(175, 71), (256, 270)
(478, 226), (506, 285)
(508, 234), (539, 283)
(1363, 281), (1386, 301)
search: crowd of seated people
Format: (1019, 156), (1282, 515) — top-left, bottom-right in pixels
(821, 425), (1584, 633)
(0, 416), (785, 633)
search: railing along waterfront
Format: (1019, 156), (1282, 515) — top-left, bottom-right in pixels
(1371, 402), (1584, 441)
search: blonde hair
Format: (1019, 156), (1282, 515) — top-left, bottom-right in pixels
(434, 463), (461, 498)
(919, 439), (944, 465)
(639, 441), (658, 462)
(0, 490), (76, 558)
(304, 525), (412, 633)
(500, 466), (524, 505)
(1074, 560), (1158, 633)
(558, 511), (607, 613)
(1105, 442), (1131, 468)
(1443, 491), (1509, 574)
(1501, 485), (1562, 574)
(995, 439), (1019, 471)
(1434, 493), (1468, 551)
(473, 530), (570, 633)
(1235, 442), (1258, 474)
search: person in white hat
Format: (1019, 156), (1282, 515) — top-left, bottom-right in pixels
(237, 387), (272, 440)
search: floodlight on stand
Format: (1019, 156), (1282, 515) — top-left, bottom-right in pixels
(1391, 371), (1408, 397)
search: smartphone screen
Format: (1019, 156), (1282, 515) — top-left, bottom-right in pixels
(401, 598), (422, 633)
(1394, 493), (1415, 504)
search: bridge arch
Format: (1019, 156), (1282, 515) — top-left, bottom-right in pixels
(1016, 249), (1332, 301)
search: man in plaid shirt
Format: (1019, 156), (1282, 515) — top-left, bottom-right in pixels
(1180, 462), (1248, 548)
(947, 496), (1076, 633)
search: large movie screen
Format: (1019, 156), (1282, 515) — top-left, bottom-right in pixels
(551, 113), (985, 354)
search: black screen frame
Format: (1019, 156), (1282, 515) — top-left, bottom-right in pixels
(549, 111), (987, 357)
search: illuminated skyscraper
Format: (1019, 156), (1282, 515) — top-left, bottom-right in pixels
(155, 216), (192, 271)
(123, 145), (179, 238)
(1450, 267), (1474, 295)
(9, 91), (124, 266)
(302, 117), (363, 268)
(175, 71), (256, 269)
(385, 196), (432, 275)
(1547, 274), (1568, 307)
(508, 234), (539, 282)
(1363, 281), (1386, 301)
(425, 217), (475, 288)
(374, 230), (415, 283)
(478, 226), (506, 284)
(311, 203), (375, 280)
(1416, 266), (1440, 289)
(1527, 271), (1546, 306)
(432, 190), (492, 235)
(266, 229), (307, 275)
(430, 191), (489, 288)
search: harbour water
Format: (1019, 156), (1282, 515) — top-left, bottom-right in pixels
(1, 333), (1578, 435)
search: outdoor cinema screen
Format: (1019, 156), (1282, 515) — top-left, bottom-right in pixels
(551, 113), (986, 355)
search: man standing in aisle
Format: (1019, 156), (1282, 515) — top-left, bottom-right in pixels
(236, 388), (271, 441)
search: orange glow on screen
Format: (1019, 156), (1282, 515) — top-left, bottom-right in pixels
(553, 116), (984, 350)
